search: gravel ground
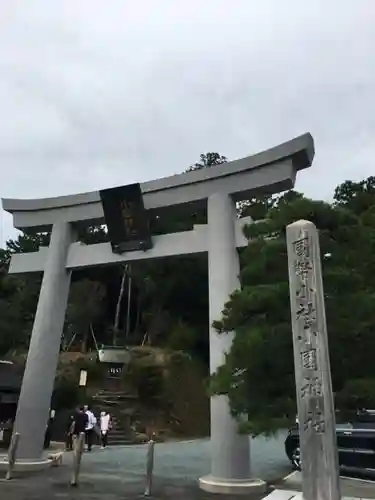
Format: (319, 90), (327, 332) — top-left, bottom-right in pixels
(0, 435), (291, 499)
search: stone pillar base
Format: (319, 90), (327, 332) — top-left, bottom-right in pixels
(199, 474), (267, 495)
(0, 455), (59, 473)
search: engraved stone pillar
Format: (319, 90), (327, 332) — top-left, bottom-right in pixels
(199, 192), (266, 495)
(14, 222), (74, 460)
(286, 220), (341, 500)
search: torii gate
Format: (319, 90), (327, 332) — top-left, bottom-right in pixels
(2, 133), (314, 494)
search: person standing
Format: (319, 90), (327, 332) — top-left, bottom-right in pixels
(84, 405), (97, 452)
(72, 407), (88, 436)
(44, 409), (56, 449)
(71, 407), (88, 452)
(100, 411), (111, 449)
(65, 414), (75, 451)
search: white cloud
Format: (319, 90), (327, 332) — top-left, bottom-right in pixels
(1, 0), (375, 242)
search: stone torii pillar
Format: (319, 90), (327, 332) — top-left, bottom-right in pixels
(199, 192), (266, 494)
(14, 222), (74, 460)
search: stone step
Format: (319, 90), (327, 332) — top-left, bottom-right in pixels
(97, 391), (136, 394)
(92, 391), (135, 446)
(109, 429), (127, 436)
(107, 438), (134, 446)
(93, 395), (137, 402)
(94, 390), (137, 396)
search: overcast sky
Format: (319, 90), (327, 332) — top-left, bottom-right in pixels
(1, 1), (374, 243)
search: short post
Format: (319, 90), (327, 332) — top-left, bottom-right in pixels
(144, 435), (156, 496)
(286, 220), (341, 500)
(6, 432), (20, 480)
(70, 432), (85, 487)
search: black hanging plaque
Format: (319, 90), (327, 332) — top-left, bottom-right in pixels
(99, 183), (152, 253)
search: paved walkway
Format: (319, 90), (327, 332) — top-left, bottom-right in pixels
(0, 437), (290, 499)
(279, 470), (375, 499)
(0, 472), (270, 500)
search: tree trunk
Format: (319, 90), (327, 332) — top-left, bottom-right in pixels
(113, 264), (127, 346)
(135, 292), (142, 332)
(125, 264), (132, 339)
(81, 327), (89, 353)
(147, 303), (164, 346)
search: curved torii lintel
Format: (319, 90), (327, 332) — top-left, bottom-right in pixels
(2, 133), (314, 231)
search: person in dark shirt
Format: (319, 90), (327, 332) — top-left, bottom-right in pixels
(72, 407), (88, 436)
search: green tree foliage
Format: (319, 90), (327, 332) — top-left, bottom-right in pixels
(211, 180), (375, 436)
(334, 176), (375, 215)
(6, 232), (50, 254)
(0, 235), (43, 356)
(65, 279), (106, 353)
(187, 152), (227, 171)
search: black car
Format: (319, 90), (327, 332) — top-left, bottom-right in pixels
(285, 409), (375, 475)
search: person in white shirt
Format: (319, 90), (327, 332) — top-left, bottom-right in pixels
(83, 405), (97, 452)
(100, 411), (111, 449)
